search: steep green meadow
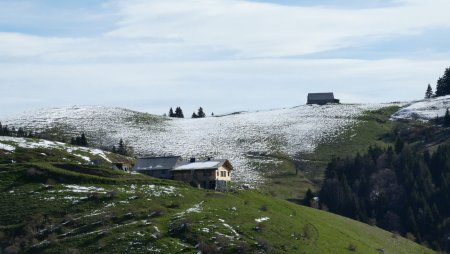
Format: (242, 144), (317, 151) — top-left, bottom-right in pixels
(0, 139), (433, 253)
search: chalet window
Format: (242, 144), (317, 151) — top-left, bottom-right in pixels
(217, 171), (219, 176)
(220, 171), (226, 177)
(228, 171), (230, 177)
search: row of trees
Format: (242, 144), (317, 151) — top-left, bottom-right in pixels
(70, 133), (88, 147)
(0, 122), (34, 138)
(169, 107), (212, 119)
(168, 107), (184, 118)
(192, 107), (206, 118)
(111, 138), (132, 156)
(425, 67), (450, 98)
(314, 139), (450, 251)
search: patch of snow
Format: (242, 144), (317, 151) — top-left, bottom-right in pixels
(176, 201), (204, 217)
(72, 153), (91, 162)
(0, 143), (16, 151)
(90, 149), (112, 163)
(392, 96), (450, 121)
(255, 217), (270, 223)
(61, 184), (106, 193)
(222, 222), (239, 237)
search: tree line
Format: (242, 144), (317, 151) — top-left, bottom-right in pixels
(168, 106), (212, 119)
(309, 137), (450, 251)
(0, 122), (34, 138)
(424, 67), (450, 98)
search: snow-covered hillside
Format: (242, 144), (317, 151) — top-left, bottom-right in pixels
(0, 136), (113, 164)
(4, 104), (396, 185)
(392, 95), (450, 121)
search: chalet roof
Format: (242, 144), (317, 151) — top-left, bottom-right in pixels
(307, 93), (335, 101)
(172, 159), (232, 171)
(133, 156), (181, 171)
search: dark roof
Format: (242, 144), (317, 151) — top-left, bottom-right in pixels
(307, 93), (335, 101)
(133, 156), (181, 171)
(172, 159), (232, 171)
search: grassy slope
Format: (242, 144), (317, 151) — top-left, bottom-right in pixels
(0, 142), (433, 254)
(261, 106), (399, 200)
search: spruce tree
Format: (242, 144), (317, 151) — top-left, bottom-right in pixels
(80, 133), (88, 147)
(435, 67), (450, 97)
(444, 108), (450, 127)
(17, 127), (25, 137)
(302, 188), (314, 207)
(197, 107), (206, 118)
(118, 138), (127, 155)
(0, 122), (3, 136)
(169, 107), (174, 117)
(192, 112), (198, 118)
(175, 107), (184, 118)
(425, 84), (433, 99)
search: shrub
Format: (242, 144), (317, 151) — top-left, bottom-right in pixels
(169, 218), (193, 237)
(256, 237), (272, 252)
(105, 190), (117, 199)
(347, 243), (357, 251)
(198, 238), (218, 254)
(259, 205), (268, 212)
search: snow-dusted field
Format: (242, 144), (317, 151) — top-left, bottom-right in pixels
(392, 95), (450, 121)
(4, 103), (396, 185)
(0, 136), (112, 163)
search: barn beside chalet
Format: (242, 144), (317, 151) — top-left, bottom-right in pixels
(132, 157), (233, 190)
(133, 156), (182, 179)
(307, 93), (340, 105)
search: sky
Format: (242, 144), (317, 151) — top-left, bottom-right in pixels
(1, 0), (450, 117)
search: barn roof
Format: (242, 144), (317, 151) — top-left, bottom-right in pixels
(133, 156), (181, 171)
(172, 159), (232, 171)
(307, 93), (335, 101)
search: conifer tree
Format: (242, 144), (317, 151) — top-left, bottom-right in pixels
(169, 107), (174, 117)
(444, 108), (450, 127)
(80, 133), (88, 147)
(175, 107), (184, 118)
(425, 84), (433, 99)
(197, 107), (206, 118)
(435, 67), (450, 97)
(302, 188), (314, 207)
(17, 127), (25, 137)
(0, 122), (3, 136)
(192, 112), (198, 118)
(117, 138), (127, 155)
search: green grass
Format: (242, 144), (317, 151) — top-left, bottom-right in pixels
(261, 106), (399, 200)
(0, 138), (434, 253)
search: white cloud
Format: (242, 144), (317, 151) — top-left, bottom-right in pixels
(106, 0), (450, 58)
(1, 0), (450, 61)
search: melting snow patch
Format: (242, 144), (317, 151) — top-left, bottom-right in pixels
(72, 153), (91, 162)
(392, 96), (450, 121)
(61, 184), (106, 193)
(176, 201), (204, 217)
(255, 217), (270, 223)
(0, 143), (16, 151)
